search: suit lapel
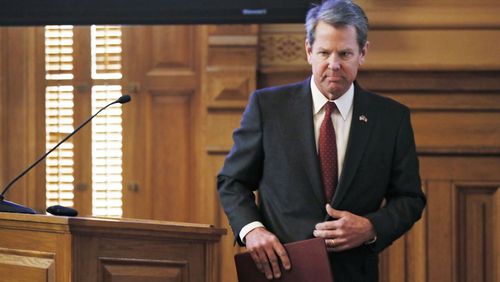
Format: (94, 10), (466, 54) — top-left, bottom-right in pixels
(286, 78), (325, 206)
(331, 83), (374, 207)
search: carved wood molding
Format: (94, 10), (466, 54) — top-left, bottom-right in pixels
(68, 217), (225, 241)
(0, 247), (55, 282)
(259, 5), (500, 31)
(98, 257), (189, 282)
(454, 183), (499, 282)
(259, 22), (500, 71)
(0, 247), (55, 260)
(358, 71), (500, 92)
(206, 70), (255, 110)
(206, 146), (231, 155)
(418, 147), (500, 156)
(259, 33), (305, 67)
(147, 88), (195, 98)
(209, 147), (500, 157)
(209, 35), (258, 46)
(206, 27), (258, 110)
(260, 69), (500, 91)
(366, 5), (500, 29)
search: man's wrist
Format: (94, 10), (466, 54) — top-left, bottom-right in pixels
(363, 217), (377, 245)
(239, 221), (265, 243)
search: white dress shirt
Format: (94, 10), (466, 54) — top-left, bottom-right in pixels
(239, 77), (354, 242)
(311, 78), (354, 179)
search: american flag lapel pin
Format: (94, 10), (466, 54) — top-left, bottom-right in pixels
(359, 115), (368, 123)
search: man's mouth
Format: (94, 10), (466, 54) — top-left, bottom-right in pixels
(326, 76), (342, 82)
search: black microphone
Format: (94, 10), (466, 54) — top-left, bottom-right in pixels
(0, 94), (132, 215)
(46, 205), (78, 217)
(117, 94), (131, 104)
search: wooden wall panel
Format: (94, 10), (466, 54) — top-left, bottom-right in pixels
(379, 236), (405, 282)
(0, 227), (72, 282)
(426, 181), (454, 281)
(5, 29), (31, 207)
(420, 159), (500, 282)
(0, 27), (45, 212)
(121, 26), (197, 221)
(456, 184), (498, 282)
(366, 30), (500, 70)
(206, 70), (255, 110)
(206, 111), (243, 151)
(201, 24), (258, 282)
(75, 233), (211, 282)
(121, 79), (150, 219)
(358, 3), (500, 29)
(99, 258), (188, 282)
(151, 27), (195, 70)
(0, 28), (6, 187)
(208, 47), (257, 69)
(421, 157), (500, 181)
(150, 94), (191, 222)
(380, 185), (428, 282)
(412, 111), (500, 149)
(0, 249), (55, 282)
(1, 1), (499, 281)
(384, 92), (500, 111)
(359, 71), (500, 93)
(405, 192), (427, 282)
(207, 154), (243, 282)
(71, 26), (93, 217)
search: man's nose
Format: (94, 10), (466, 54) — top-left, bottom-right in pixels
(327, 54), (341, 70)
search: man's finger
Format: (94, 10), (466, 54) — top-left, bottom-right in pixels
(249, 251), (263, 273)
(325, 237), (350, 252)
(274, 243), (291, 270)
(257, 251), (274, 280)
(315, 219), (340, 231)
(264, 248), (281, 279)
(330, 242), (350, 252)
(326, 204), (344, 218)
(313, 229), (337, 238)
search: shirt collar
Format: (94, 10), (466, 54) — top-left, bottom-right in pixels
(311, 76), (354, 120)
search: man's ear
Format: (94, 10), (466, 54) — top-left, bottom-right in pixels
(305, 39), (313, 64)
(359, 41), (369, 65)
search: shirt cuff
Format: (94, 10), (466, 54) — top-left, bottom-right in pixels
(364, 235), (377, 245)
(239, 221), (265, 243)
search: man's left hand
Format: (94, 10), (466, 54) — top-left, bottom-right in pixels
(313, 204), (376, 251)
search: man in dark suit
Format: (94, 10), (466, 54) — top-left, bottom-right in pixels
(217, 0), (426, 281)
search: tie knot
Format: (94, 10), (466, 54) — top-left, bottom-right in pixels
(324, 101), (336, 115)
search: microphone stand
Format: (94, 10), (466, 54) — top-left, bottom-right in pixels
(0, 95), (131, 214)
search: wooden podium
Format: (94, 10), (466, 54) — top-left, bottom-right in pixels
(0, 212), (225, 282)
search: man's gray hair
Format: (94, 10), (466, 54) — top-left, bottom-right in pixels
(305, 0), (368, 50)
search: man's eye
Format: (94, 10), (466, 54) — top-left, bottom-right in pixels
(340, 52), (353, 58)
(318, 51), (329, 57)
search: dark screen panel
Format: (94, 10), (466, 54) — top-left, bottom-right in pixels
(0, 0), (320, 25)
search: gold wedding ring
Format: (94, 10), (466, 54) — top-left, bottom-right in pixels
(329, 239), (335, 246)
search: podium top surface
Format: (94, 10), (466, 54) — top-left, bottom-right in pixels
(0, 212), (226, 241)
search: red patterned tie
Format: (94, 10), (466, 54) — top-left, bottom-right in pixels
(319, 101), (338, 202)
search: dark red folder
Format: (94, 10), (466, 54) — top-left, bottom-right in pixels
(234, 237), (333, 282)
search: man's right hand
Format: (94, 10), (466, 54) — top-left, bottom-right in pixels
(245, 227), (291, 280)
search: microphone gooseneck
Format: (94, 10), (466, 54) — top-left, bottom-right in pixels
(0, 94), (131, 215)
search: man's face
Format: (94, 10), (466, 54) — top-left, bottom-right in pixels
(306, 21), (368, 100)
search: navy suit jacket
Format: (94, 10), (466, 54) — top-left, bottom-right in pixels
(217, 78), (426, 281)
